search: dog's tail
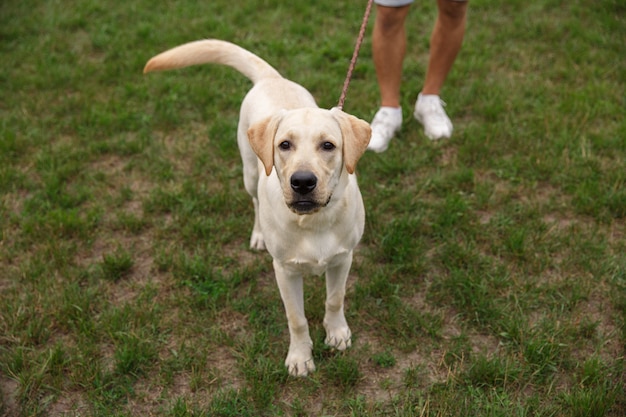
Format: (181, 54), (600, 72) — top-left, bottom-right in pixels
(143, 39), (282, 84)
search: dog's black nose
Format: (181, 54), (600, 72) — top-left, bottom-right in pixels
(290, 171), (317, 195)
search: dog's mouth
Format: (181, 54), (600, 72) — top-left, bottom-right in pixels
(287, 195), (331, 215)
(288, 200), (321, 214)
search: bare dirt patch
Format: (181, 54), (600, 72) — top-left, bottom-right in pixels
(0, 375), (18, 417)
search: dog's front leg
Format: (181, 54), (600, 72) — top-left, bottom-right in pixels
(323, 251), (353, 351)
(273, 260), (315, 377)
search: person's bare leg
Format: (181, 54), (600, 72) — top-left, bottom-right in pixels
(422, 0), (468, 95)
(373, 5), (411, 107)
(414, 0), (468, 140)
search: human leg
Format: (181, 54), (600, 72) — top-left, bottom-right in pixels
(415, 0), (468, 140)
(373, 4), (411, 107)
(368, 2), (412, 152)
(422, 0), (468, 95)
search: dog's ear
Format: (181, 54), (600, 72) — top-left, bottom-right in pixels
(331, 107), (372, 174)
(247, 115), (283, 176)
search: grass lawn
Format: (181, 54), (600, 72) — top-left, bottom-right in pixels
(1, 0), (625, 415)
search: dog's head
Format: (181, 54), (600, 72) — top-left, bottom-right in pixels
(247, 107), (371, 215)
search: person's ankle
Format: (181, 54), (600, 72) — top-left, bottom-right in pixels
(418, 93), (440, 101)
(379, 106), (402, 114)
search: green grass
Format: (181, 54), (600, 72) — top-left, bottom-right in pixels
(1, 0), (625, 415)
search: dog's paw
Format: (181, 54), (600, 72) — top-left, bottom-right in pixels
(285, 352), (315, 377)
(324, 314), (352, 351)
(249, 231), (266, 251)
(324, 326), (352, 351)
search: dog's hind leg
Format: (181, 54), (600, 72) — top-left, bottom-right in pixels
(238, 125), (265, 250)
(249, 196), (265, 250)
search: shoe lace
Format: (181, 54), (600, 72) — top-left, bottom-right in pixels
(372, 110), (400, 133)
(423, 98), (447, 116)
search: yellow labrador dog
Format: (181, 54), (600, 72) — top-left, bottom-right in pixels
(144, 40), (370, 377)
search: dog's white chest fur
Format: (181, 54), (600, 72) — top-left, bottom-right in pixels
(287, 252), (347, 276)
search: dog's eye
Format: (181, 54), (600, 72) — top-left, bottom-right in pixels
(279, 141), (291, 150)
(321, 142), (335, 151)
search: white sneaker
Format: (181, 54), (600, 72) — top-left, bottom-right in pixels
(414, 93), (453, 140)
(367, 107), (402, 153)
